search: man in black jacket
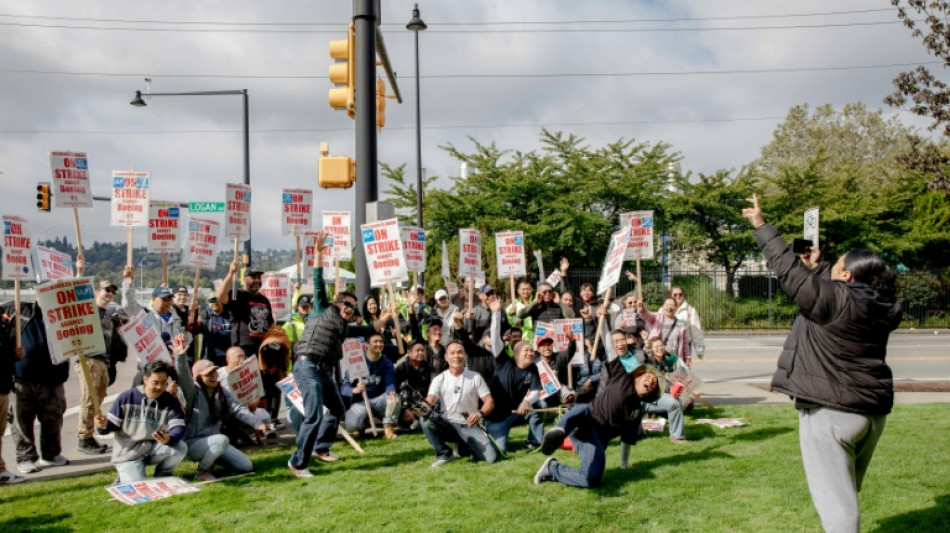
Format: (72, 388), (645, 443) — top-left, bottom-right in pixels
(743, 194), (902, 532)
(0, 307), (23, 483)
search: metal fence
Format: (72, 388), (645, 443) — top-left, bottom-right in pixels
(558, 266), (949, 331)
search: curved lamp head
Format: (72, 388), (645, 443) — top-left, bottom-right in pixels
(406, 4), (427, 32)
(130, 90), (147, 107)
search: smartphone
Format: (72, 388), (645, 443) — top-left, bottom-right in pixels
(792, 238), (813, 254)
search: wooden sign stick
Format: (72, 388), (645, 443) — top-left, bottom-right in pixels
(590, 287), (612, 362)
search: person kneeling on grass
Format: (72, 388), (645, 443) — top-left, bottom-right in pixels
(636, 336), (686, 444)
(341, 331), (401, 440)
(534, 323), (660, 488)
(420, 340), (498, 467)
(94, 359), (188, 485)
(175, 339), (269, 482)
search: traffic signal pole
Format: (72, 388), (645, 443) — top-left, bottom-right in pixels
(353, 0), (379, 301)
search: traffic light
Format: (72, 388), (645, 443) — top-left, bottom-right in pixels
(36, 182), (51, 212)
(318, 142), (355, 189)
(328, 23), (356, 118)
(376, 78), (387, 130)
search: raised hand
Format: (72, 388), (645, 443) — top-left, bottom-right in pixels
(742, 193), (766, 229)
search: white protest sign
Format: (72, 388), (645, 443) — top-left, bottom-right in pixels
(277, 374), (305, 415)
(621, 309), (640, 330)
(597, 225), (632, 296)
(260, 272), (292, 322)
(147, 202), (182, 254)
(495, 230), (526, 279)
(804, 207), (819, 249)
(533, 322), (555, 350)
(441, 241), (450, 279)
(281, 188), (313, 236)
(401, 226), (427, 274)
(226, 355), (264, 406)
(49, 150), (94, 208)
(620, 210), (655, 261)
(545, 269), (563, 288)
(458, 229), (482, 279)
(302, 231), (335, 281)
(225, 183), (251, 240)
(536, 359), (561, 400)
(106, 477), (200, 506)
(322, 210), (352, 261)
(340, 338), (369, 381)
(360, 218), (408, 287)
(182, 217), (221, 269)
(36, 245), (73, 281)
(2, 215), (33, 281)
(553, 318), (585, 365)
(119, 310), (171, 366)
(35, 277), (105, 364)
(110, 171), (150, 226)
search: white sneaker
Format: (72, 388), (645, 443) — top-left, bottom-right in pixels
(431, 456), (457, 468)
(287, 460), (313, 478)
(37, 455), (70, 468)
(17, 461), (38, 474)
(0, 470), (26, 484)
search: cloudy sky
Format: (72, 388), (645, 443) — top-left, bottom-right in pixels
(0, 0), (938, 257)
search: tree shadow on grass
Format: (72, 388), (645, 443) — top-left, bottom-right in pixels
(245, 447), (432, 477)
(598, 448), (735, 496)
(0, 513), (73, 533)
(871, 494), (950, 533)
(726, 426), (794, 443)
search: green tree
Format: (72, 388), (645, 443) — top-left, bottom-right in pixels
(380, 162), (439, 226)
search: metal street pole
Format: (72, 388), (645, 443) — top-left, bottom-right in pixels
(408, 3), (427, 287)
(353, 0), (380, 301)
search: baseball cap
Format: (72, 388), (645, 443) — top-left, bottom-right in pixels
(98, 280), (118, 292)
(479, 284), (495, 296)
(245, 266), (265, 276)
(297, 295), (314, 307)
(435, 289), (449, 300)
(152, 286), (173, 299)
(174, 286), (189, 294)
(536, 336), (555, 345)
(191, 359), (219, 379)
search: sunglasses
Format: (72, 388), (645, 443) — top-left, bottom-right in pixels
(104, 288), (116, 294)
(341, 301), (357, 312)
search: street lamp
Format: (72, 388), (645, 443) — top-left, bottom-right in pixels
(130, 81), (254, 267)
(407, 4), (427, 230)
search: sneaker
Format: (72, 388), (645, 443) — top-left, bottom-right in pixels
(273, 420), (285, 431)
(314, 451), (340, 462)
(17, 460), (38, 474)
(431, 455), (457, 468)
(78, 437), (109, 455)
(523, 442), (539, 452)
(0, 470), (26, 484)
(670, 437), (687, 444)
(534, 457), (557, 485)
(540, 427), (566, 455)
(287, 460), (313, 478)
(194, 470), (217, 482)
(37, 455), (70, 468)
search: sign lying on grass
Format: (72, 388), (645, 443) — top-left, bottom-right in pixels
(106, 477), (199, 505)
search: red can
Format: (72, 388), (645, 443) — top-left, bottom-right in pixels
(670, 382), (684, 398)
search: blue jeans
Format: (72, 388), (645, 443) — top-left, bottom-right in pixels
(642, 393), (685, 439)
(484, 412), (543, 453)
(113, 440), (188, 484)
(186, 434), (253, 472)
(344, 393), (401, 431)
(549, 404), (607, 488)
(420, 415), (499, 463)
(289, 358), (345, 468)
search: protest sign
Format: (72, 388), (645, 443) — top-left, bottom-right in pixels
(302, 230), (335, 281)
(224, 183), (251, 240)
(596, 225), (631, 296)
(226, 355), (264, 406)
(147, 202), (181, 254)
(620, 210), (655, 261)
(696, 418), (747, 429)
(106, 477), (199, 506)
(49, 150), (94, 208)
(533, 322), (555, 349)
(360, 218), (407, 287)
(119, 310), (172, 366)
(545, 269), (563, 288)
(182, 217), (220, 269)
(260, 272), (292, 322)
(339, 338), (369, 381)
(536, 359), (561, 400)
(553, 319), (584, 364)
(322, 210), (352, 261)
(110, 171), (150, 227)
(35, 277), (106, 364)
(495, 230), (526, 278)
(804, 207), (819, 248)
(36, 245), (73, 281)
(641, 418), (667, 433)
(458, 229), (482, 278)
(620, 309), (640, 330)
(277, 375), (305, 415)
(281, 188), (312, 236)
(446, 281), (459, 296)
(400, 226), (427, 273)
(441, 241), (450, 279)
(2, 216), (33, 281)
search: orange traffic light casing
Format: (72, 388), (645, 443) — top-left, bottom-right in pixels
(376, 78), (386, 130)
(36, 182), (51, 211)
(319, 156), (355, 189)
(328, 23), (356, 118)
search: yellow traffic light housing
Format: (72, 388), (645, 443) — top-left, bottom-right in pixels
(36, 182), (51, 211)
(376, 78), (387, 130)
(329, 23), (356, 118)
(318, 143), (355, 189)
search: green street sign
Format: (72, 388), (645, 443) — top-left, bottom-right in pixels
(188, 201), (225, 213)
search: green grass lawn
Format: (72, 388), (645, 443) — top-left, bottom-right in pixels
(1, 403), (948, 532)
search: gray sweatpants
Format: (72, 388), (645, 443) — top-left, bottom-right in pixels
(799, 406), (887, 533)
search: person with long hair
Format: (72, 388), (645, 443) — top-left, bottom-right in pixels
(743, 194), (902, 532)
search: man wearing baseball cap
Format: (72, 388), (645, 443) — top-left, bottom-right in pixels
(215, 263), (274, 359)
(121, 277), (193, 383)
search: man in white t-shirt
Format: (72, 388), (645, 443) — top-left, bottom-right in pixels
(421, 341), (498, 467)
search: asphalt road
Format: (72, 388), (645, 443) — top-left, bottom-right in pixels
(694, 333), (950, 383)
